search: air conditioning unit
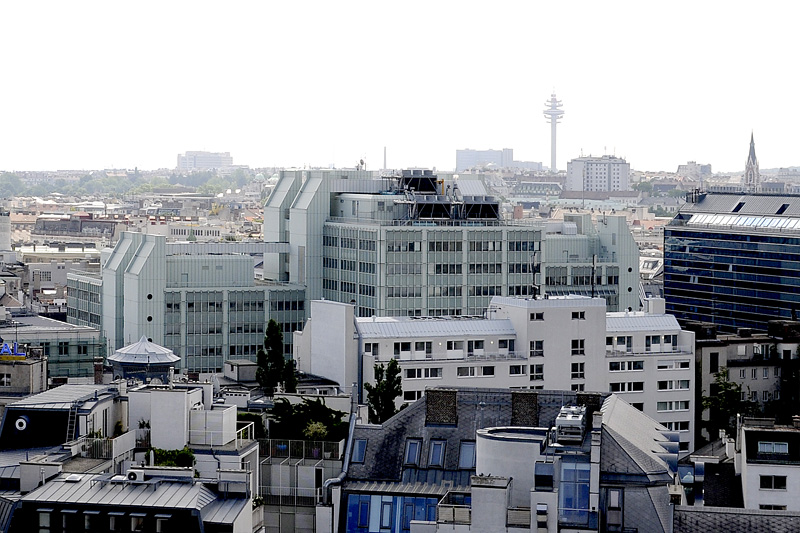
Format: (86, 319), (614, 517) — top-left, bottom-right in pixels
(126, 469), (146, 482)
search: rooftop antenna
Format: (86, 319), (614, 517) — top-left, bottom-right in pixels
(543, 92), (564, 172)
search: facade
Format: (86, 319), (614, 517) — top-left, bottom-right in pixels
(0, 313), (103, 379)
(326, 388), (681, 533)
(176, 150), (233, 170)
(566, 155), (631, 193)
(664, 192), (800, 332)
(67, 231), (305, 372)
(263, 169), (639, 318)
(295, 296), (696, 452)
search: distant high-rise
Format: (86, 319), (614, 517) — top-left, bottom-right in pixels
(566, 155), (630, 192)
(543, 93), (564, 172)
(176, 151), (233, 171)
(744, 132), (760, 192)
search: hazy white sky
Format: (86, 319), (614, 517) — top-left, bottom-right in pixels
(1, 2), (797, 174)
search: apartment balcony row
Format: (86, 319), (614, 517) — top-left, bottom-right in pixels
(260, 439), (344, 462)
(605, 345), (693, 358)
(394, 351), (528, 363)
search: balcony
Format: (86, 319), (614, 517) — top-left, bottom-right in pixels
(605, 345), (693, 357)
(260, 439), (343, 461)
(437, 504), (471, 525)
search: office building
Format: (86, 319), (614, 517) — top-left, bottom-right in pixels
(176, 150), (233, 171)
(566, 155), (631, 192)
(455, 149), (542, 172)
(264, 169), (639, 318)
(295, 295), (696, 452)
(664, 192), (800, 332)
(67, 232), (305, 372)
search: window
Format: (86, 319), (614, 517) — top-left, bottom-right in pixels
(657, 400), (690, 412)
(739, 368), (746, 379)
(530, 312), (544, 321)
(458, 442), (476, 469)
(609, 361), (643, 372)
(530, 364), (544, 381)
(509, 365), (526, 375)
(58, 342), (69, 356)
(763, 367), (769, 379)
(758, 441), (789, 454)
(657, 380), (690, 390)
(571, 383), (585, 391)
(609, 382), (644, 393)
(571, 362), (585, 379)
(571, 339), (585, 356)
(425, 368), (442, 378)
(404, 390), (423, 402)
(559, 462), (591, 525)
(394, 342), (411, 356)
(429, 441), (446, 467)
(447, 340), (464, 351)
(571, 311), (585, 320)
(760, 504), (788, 510)
(710, 352), (719, 373)
(662, 421), (690, 432)
(457, 366), (476, 377)
(415, 341), (432, 356)
(760, 475), (787, 490)
(404, 439), (422, 465)
(380, 501), (393, 529)
(657, 359), (690, 370)
(752, 368), (758, 380)
(351, 439), (367, 463)
(530, 340), (544, 357)
(630, 403), (644, 411)
(481, 366), (495, 376)
(364, 343), (379, 356)
(763, 390), (769, 401)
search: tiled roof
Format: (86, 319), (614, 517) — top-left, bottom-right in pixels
(674, 506), (800, 533)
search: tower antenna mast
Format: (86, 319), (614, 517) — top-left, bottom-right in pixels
(543, 92), (565, 173)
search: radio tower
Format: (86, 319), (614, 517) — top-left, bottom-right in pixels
(543, 93), (564, 172)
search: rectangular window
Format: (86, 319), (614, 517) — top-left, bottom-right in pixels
(509, 365), (526, 375)
(571, 383), (585, 391)
(571, 311), (585, 320)
(530, 312), (544, 321)
(763, 367), (769, 379)
(758, 441), (789, 454)
(404, 439), (422, 465)
(429, 440), (446, 467)
(351, 439), (367, 463)
(530, 364), (544, 381)
(481, 366), (495, 376)
(456, 366), (476, 377)
(752, 368), (758, 380)
(530, 340), (544, 357)
(447, 340), (464, 351)
(739, 369), (746, 379)
(709, 352), (719, 373)
(458, 441), (476, 469)
(571, 362), (585, 379)
(380, 501), (392, 529)
(571, 339), (585, 356)
(760, 475), (787, 490)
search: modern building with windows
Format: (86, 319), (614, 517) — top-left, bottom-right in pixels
(264, 169), (639, 318)
(566, 155), (631, 192)
(295, 296), (696, 452)
(67, 232), (305, 373)
(176, 150), (233, 170)
(664, 192), (800, 332)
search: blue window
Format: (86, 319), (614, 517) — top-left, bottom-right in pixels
(351, 439), (367, 463)
(458, 441), (476, 469)
(559, 461), (591, 525)
(405, 439), (422, 465)
(429, 440), (446, 467)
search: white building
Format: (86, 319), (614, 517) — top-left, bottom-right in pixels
(566, 155), (631, 192)
(294, 295), (697, 452)
(737, 418), (800, 511)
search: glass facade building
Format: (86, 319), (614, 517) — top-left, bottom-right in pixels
(664, 192), (800, 332)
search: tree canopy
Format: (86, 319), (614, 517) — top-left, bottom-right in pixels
(256, 319), (285, 394)
(364, 358), (403, 424)
(702, 367), (759, 441)
(269, 397), (347, 441)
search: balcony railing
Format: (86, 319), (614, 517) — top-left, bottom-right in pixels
(605, 345), (693, 357)
(260, 439), (343, 461)
(507, 508), (531, 527)
(437, 505), (471, 524)
(258, 485), (323, 507)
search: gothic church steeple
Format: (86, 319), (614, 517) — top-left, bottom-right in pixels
(744, 132), (760, 192)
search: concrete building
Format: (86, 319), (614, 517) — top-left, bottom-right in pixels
(455, 148), (542, 172)
(664, 192), (800, 333)
(566, 155), (631, 193)
(67, 232), (305, 372)
(325, 388), (682, 533)
(295, 296), (696, 452)
(176, 150), (233, 170)
(263, 169), (639, 318)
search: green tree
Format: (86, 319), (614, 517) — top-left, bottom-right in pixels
(269, 398), (347, 441)
(702, 367), (759, 441)
(364, 358), (403, 424)
(282, 358), (298, 393)
(256, 319), (285, 393)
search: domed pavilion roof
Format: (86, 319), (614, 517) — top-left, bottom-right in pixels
(108, 336), (180, 365)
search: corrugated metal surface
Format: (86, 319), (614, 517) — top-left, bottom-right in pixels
(357, 318), (516, 339)
(10, 385), (112, 410)
(201, 498), (247, 524)
(605, 313), (679, 332)
(21, 474), (218, 510)
(685, 193), (800, 216)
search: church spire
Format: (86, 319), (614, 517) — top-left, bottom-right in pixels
(744, 132), (760, 193)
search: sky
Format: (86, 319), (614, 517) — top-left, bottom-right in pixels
(1, 2), (798, 174)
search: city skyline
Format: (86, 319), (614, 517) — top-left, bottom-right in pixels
(1, 2), (799, 174)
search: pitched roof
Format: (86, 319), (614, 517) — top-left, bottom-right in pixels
(674, 505), (800, 533)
